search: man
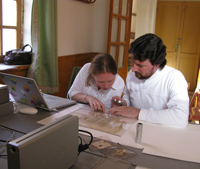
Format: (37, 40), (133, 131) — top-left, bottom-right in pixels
(108, 34), (189, 127)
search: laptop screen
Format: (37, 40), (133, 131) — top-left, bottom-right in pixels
(0, 72), (49, 109)
(0, 72), (76, 111)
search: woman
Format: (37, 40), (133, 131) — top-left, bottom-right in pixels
(67, 53), (125, 112)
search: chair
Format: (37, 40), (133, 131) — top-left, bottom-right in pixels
(66, 66), (81, 97)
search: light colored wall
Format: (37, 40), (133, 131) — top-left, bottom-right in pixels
(23, 0), (110, 56)
(57, 0), (110, 56)
(135, 0), (157, 39)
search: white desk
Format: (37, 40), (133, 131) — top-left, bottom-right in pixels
(38, 104), (200, 165)
(1, 103), (200, 169)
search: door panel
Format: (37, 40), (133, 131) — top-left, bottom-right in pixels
(178, 2), (200, 91)
(111, 18), (119, 42)
(155, 2), (182, 68)
(118, 45), (125, 68)
(120, 19), (126, 42)
(156, 1), (200, 92)
(107, 0), (132, 82)
(178, 57), (197, 89)
(180, 3), (200, 54)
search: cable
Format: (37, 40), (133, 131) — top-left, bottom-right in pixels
(0, 140), (7, 142)
(0, 154), (7, 157)
(13, 101), (17, 114)
(78, 135), (82, 145)
(78, 129), (93, 155)
(79, 129), (93, 145)
(0, 126), (15, 155)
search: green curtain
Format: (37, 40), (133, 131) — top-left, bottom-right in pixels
(28, 0), (59, 93)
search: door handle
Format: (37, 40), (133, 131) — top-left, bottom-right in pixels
(175, 44), (178, 54)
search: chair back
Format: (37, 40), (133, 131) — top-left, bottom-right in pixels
(66, 66), (81, 97)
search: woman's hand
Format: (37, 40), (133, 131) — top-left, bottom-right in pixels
(111, 96), (127, 107)
(86, 95), (105, 112)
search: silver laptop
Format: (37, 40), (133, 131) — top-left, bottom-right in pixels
(0, 72), (76, 111)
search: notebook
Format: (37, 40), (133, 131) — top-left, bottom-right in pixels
(0, 72), (76, 111)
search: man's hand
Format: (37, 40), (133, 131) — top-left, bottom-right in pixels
(107, 106), (140, 119)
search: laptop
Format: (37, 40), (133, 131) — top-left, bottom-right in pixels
(0, 72), (76, 111)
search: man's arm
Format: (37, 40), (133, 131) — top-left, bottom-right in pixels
(140, 75), (189, 127)
(109, 70), (189, 127)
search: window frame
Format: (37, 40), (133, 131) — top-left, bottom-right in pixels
(107, 0), (132, 82)
(0, 0), (22, 62)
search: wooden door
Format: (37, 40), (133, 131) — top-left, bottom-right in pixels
(155, 2), (182, 68)
(107, 0), (132, 82)
(155, 1), (200, 92)
(178, 2), (200, 92)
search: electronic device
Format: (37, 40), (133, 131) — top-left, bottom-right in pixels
(0, 72), (76, 111)
(19, 107), (38, 114)
(0, 84), (9, 104)
(0, 101), (13, 117)
(7, 115), (79, 169)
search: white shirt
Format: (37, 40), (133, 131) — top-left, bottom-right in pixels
(68, 63), (125, 109)
(123, 65), (189, 127)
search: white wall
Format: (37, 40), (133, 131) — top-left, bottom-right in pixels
(23, 0), (110, 56)
(57, 0), (110, 56)
(135, 0), (157, 39)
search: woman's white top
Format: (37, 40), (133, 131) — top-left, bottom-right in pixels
(68, 63), (125, 109)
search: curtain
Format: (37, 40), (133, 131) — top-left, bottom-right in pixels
(28, 0), (59, 93)
(135, 0), (157, 39)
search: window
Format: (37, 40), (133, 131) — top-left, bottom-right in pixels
(0, 0), (22, 62)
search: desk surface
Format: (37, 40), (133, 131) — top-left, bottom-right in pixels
(0, 63), (30, 72)
(0, 105), (200, 169)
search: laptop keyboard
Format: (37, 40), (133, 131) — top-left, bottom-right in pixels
(46, 100), (61, 107)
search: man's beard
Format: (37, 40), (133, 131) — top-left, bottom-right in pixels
(134, 67), (155, 80)
(135, 72), (150, 79)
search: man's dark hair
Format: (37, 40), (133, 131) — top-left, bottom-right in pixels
(128, 33), (167, 69)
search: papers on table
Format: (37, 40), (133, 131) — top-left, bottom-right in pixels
(38, 104), (135, 136)
(71, 107), (134, 136)
(37, 103), (85, 125)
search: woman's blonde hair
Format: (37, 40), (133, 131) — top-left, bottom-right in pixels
(85, 53), (117, 86)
